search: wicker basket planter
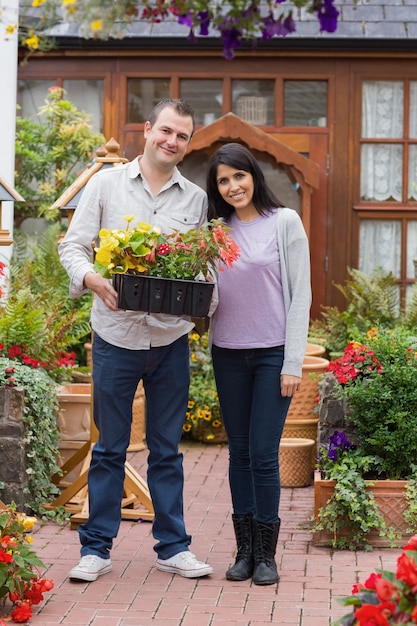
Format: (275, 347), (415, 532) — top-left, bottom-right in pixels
(313, 471), (412, 548)
(282, 418), (318, 470)
(286, 355), (329, 421)
(279, 438), (315, 488)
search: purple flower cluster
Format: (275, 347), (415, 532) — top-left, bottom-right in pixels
(327, 430), (352, 462)
(166, 0), (340, 60)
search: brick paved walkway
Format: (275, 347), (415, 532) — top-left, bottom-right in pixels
(25, 441), (399, 626)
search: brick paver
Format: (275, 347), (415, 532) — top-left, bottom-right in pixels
(22, 441), (400, 625)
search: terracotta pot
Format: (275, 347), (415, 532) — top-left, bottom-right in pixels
(279, 438), (315, 488)
(286, 355), (330, 421)
(305, 342), (326, 357)
(56, 382), (146, 450)
(313, 471), (412, 548)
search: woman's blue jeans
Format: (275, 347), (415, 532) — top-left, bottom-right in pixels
(211, 345), (292, 524)
(79, 332), (192, 560)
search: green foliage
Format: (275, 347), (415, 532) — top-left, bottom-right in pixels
(14, 86), (105, 224)
(313, 450), (393, 551)
(342, 327), (417, 480)
(404, 466), (417, 532)
(1, 223), (92, 378)
(309, 268), (410, 355)
(0, 360), (61, 514)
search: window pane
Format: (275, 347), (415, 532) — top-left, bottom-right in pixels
(180, 79), (223, 125)
(359, 220), (401, 277)
(63, 79), (104, 133)
(127, 79), (170, 123)
(410, 81), (417, 138)
(360, 144), (403, 201)
(407, 221), (417, 278)
(408, 146), (417, 200)
(362, 81), (403, 139)
(284, 80), (327, 127)
(232, 80), (274, 125)
(17, 80), (56, 121)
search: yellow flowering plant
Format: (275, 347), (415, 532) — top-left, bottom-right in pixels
(184, 331), (227, 443)
(93, 216), (240, 281)
(0, 502), (54, 623)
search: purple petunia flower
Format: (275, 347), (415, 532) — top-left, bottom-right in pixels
(327, 430), (352, 462)
(313, 0), (339, 33)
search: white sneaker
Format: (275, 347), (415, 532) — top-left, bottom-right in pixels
(156, 551), (213, 578)
(68, 555), (112, 582)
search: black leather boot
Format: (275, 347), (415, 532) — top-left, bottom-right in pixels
(226, 514), (254, 581)
(252, 520), (280, 585)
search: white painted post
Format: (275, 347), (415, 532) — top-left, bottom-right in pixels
(0, 0), (19, 265)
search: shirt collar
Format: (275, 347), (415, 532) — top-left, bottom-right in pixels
(129, 156), (186, 191)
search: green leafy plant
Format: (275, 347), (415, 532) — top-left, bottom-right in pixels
(14, 85), (105, 225)
(0, 503), (54, 624)
(314, 433), (393, 551)
(309, 268), (411, 357)
(183, 331), (226, 443)
(0, 360), (62, 515)
(330, 327), (417, 480)
(404, 468), (417, 533)
(2, 223), (92, 379)
(313, 327), (417, 549)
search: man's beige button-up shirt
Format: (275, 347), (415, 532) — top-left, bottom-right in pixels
(59, 158), (208, 350)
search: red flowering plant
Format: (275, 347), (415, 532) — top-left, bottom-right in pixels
(0, 502), (54, 624)
(327, 335), (383, 386)
(313, 327), (417, 550)
(93, 216), (240, 281)
(334, 535), (417, 625)
(326, 327), (417, 481)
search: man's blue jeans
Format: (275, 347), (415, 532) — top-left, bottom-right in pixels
(211, 345), (292, 523)
(79, 332), (192, 560)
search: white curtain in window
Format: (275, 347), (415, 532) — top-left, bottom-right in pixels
(407, 221), (417, 278)
(408, 83), (417, 199)
(359, 220), (401, 277)
(361, 81), (403, 201)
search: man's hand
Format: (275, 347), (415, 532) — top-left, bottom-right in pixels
(84, 272), (119, 311)
(281, 374), (302, 398)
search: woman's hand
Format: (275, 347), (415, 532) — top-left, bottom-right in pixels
(280, 374), (302, 398)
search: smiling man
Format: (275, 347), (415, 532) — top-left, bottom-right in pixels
(59, 99), (212, 583)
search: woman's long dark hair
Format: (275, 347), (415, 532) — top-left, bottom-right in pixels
(206, 142), (284, 220)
